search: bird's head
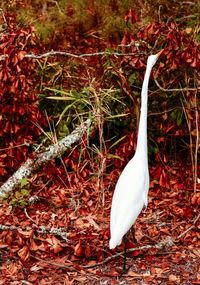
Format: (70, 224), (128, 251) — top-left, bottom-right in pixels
(147, 49), (164, 67)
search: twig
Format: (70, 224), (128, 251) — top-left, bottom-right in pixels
(194, 91), (199, 193)
(176, 13), (198, 22)
(29, 237), (174, 271)
(0, 223), (68, 241)
(30, 254), (77, 271)
(83, 237), (174, 269)
(155, 79), (200, 92)
(24, 208), (37, 224)
(148, 107), (181, 116)
(181, 97), (195, 187)
(0, 142), (30, 152)
(177, 212), (200, 239)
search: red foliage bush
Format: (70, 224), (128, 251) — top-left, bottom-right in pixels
(0, 14), (46, 181)
(120, 21), (199, 162)
(121, 21), (199, 77)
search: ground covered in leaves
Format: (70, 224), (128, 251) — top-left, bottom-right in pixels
(0, 162), (199, 285)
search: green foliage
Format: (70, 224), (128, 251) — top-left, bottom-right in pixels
(20, 178), (29, 188)
(15, 8), (35, 27)
(10, 178), (29, 208)
(43, 85), (125, 139)
(171, 108), (184, 127)
(128, 73), (137, 86)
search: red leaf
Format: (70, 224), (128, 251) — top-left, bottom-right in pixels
(74, 240), (83, 257)
(17, 50), (26, 60)
(18, 245), (30, 261)
(124, 9), (138, 24)
(18, 229), (33, 238)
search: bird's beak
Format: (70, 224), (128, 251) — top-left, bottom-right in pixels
(156, 49), (164, 57)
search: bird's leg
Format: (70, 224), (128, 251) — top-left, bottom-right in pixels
(122, 233), (128, 274)
(131, 227), (137, 244)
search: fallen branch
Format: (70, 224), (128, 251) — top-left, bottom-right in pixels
(0, 118), (91, 198)
(83, 237), (174, 269)
(29, 237), (174, 271)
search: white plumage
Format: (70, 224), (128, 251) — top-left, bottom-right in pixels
(109, 51), (163, 250)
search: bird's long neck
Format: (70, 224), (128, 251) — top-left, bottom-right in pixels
(135, 64), (153, 158)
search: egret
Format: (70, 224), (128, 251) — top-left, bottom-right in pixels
(109, 50), (163, 272)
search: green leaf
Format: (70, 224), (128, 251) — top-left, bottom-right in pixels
(110, 136), (126, 149)
(128, 73), (137, 85)
(177, 110), (183, 126)
(20, 178), (29, 188)
(107, 154), (123, 160)
(21, 189), (29, 197)
(106, 113), (129, 120)
(46, 96), (76, 101)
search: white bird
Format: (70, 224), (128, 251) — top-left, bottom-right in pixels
(109, 50), (163, 271)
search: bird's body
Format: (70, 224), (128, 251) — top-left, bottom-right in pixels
(109, 52), (163, 251)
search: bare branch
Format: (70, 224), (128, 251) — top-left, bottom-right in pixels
(155, 79), (200, 92)
(0, 50), (141, 61)
(25, 50), (138, 59)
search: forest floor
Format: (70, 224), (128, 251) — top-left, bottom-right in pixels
(0, 163), (199, 285)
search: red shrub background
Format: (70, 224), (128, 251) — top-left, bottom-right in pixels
(0, 15), (46, 181)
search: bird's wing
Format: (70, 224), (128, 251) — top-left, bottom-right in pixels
(110, 157), (148, 248)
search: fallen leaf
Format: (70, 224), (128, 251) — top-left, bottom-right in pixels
(18, 245), (30, 261)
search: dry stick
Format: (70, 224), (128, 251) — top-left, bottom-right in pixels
(0, 223), (68, 241)
(0, 118), (91, 198)
(177, 212), (200, 239)
(0, 50), (144, 61)
(29, 254), (79, 272)
(29, 237), (174, 272)
(24, 208), (36, 224)
(155, 79), (200, 92)
(194, 91), (199, 193)
(84, 237), (174, 269)
(25, 51), (140, 59)
(182, 100), (195, 181)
